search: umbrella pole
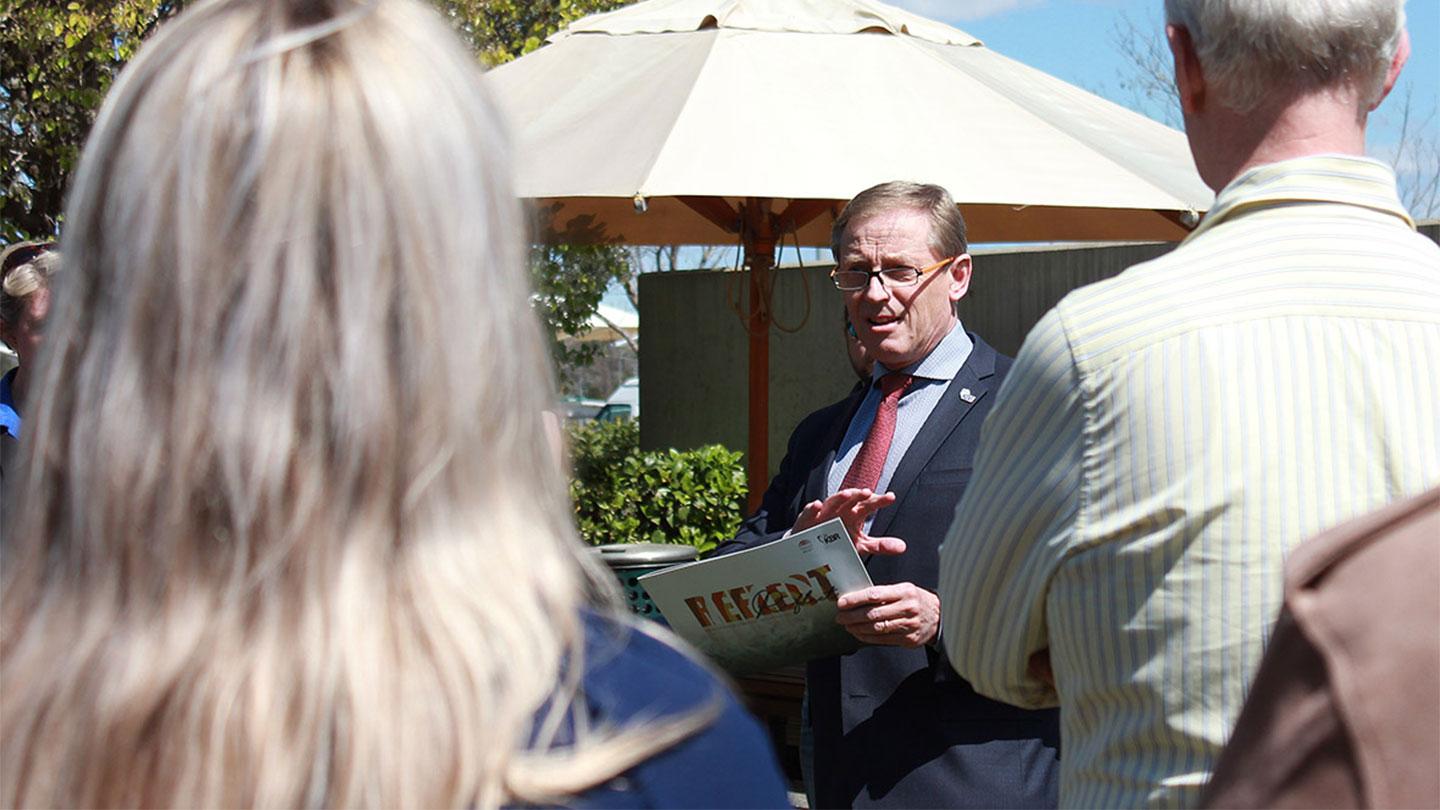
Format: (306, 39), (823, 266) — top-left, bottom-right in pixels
(743, 201), (778, 513)
(674, 196), (832, 514)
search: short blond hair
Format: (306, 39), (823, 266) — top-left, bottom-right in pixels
(0, 242), (59, 327)
(831, 181), (968, 260)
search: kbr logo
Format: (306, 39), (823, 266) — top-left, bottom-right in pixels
(818, 532), (841, 544)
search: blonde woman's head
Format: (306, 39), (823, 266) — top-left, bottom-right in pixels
(0, 0), (671, 806)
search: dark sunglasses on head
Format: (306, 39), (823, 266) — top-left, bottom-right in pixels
(1, 242), (58, 276)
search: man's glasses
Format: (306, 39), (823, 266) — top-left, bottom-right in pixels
(1, 242), (58, 276)
(831, 255), (954, 291)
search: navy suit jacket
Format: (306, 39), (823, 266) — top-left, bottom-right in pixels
(715, 334), (1060, 809)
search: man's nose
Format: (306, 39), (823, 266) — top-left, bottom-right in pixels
(861, 273), (892, 302)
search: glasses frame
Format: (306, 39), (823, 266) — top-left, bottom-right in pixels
(830, 255), (956, 292)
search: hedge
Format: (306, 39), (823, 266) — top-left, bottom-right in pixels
(568, 419), (747, 554)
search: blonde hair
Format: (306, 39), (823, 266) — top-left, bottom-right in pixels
(0, 243), (60, 327)
(0, 0), (705, 806)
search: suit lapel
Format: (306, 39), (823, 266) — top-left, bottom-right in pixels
(870, 336), (996, 539)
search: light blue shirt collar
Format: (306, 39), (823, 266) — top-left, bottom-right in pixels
(872, 320), (973, 383)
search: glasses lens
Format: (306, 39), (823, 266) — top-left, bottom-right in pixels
(880, 267), (921, 286)
(833, 271), (870, 290)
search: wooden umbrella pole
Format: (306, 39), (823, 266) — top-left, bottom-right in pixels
(743, 198), (778, 513)
(676, 195), (834, 514)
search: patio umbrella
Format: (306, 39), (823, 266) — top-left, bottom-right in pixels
(486, 0), (1212, 505)
(568, 303), (641, 345)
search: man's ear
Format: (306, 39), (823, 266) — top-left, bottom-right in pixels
(1371, 28), (1410, 111)
(948, 254), (972, 302)
(1167, 24), (1205, 115)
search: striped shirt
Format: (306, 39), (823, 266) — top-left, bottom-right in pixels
(937, 155), (1440, 809)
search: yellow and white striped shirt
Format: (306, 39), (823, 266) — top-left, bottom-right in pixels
(938, 155), (1440, 808)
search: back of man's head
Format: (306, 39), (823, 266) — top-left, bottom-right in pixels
(1164, 0), (1405, 113)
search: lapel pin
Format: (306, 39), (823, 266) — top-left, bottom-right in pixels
(959, 388), (976, 403)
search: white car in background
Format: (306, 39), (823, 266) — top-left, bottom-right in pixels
(600, 377), (639, 421)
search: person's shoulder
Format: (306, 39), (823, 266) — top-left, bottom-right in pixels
(577, 611), (791, 808)
(965, 332), (1013, 380)
(790, 387), (864, 437)
(1053, 246), (1184, 318)
(1285, 487), (1440, 596)
(579, 611), (722, 716)
(1276, 488), (1440, 702)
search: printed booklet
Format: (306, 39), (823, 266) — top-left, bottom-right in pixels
(638, 518), (872, 675)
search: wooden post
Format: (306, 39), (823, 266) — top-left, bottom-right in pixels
(743, 199), (778, 513)
(676, 196), (835, 515)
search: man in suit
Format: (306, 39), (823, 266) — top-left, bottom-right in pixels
(715, 181), (1060, 808)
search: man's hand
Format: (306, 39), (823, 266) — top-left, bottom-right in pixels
(793, 488), (906, 556)
(835, 583), (940, 647)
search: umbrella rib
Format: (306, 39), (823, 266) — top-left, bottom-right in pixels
(630, 29), (733, 201)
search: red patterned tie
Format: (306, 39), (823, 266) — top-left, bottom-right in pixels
(841, 372), (914, 492)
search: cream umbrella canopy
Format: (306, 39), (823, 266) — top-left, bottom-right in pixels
(568, 303), (640, 346)
(486, 0), (1212, 504)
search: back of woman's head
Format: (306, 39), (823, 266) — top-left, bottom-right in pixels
(1, 0), (634, 806)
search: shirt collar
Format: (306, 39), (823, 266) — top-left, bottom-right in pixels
(0, 367), (19, 439)
(1186, 154), (1415, 244)
(874, 321), (972, 383)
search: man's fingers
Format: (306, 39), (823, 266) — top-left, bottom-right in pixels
(836, 583), (906, 611)
(843, 491), (896, 517)
(793, 500), (825, 531)
(840, 617), (924, 646)
(856, 535), (907, 556)
(836, 603), (907, 627)
(836, 583), (938, 648)
(810, 490), (874, 522)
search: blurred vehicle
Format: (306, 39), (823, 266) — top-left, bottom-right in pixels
(600, 377), (639, 422)
(560, 396), (606, 422)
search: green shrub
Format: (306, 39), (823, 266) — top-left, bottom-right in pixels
(568, 417), (640, 486)
(568, 420), (747, 554)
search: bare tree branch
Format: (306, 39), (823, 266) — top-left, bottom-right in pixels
(1109, 11), (1181, 128)
(592, 309), (639, 356)
(1380, 84), (1440, 219)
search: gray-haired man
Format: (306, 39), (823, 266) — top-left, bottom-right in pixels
(939, 0), (1440, 806)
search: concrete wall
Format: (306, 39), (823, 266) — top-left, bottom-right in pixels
(640, 241), (1176, 476)
(640, 263), (855, 473)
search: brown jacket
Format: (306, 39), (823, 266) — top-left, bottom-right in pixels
(1203, 487), (1440, 809)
